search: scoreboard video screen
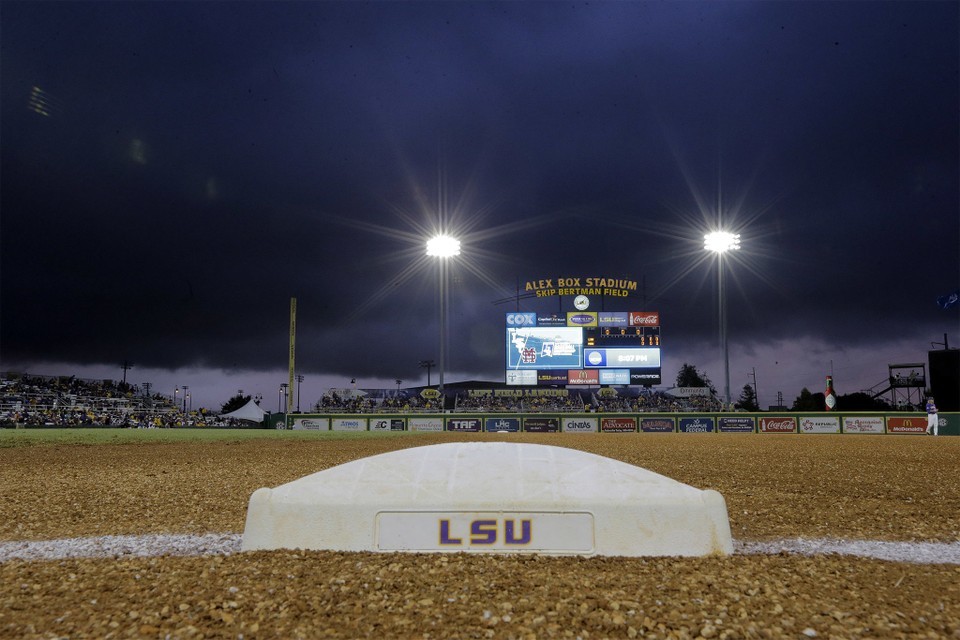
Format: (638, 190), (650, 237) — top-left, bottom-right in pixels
(505, 311), (662, 386)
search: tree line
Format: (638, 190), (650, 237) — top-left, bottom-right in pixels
(674, 363), (893, 412)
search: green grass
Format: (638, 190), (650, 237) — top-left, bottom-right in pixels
(0, 428), (424, 448)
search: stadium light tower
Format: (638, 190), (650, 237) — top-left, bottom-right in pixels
(426, 235), (460, 397)
(704, 231), (740, 408)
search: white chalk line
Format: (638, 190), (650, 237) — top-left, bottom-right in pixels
(1, 534), (959, 564)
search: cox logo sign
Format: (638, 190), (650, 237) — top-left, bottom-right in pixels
(506, 312), (536, 326)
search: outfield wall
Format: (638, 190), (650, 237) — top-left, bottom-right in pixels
(282, 412), (959, 435)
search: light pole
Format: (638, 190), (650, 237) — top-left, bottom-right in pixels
(704, 231), (740, 408)
(419, 359), (435, 386)
(174, 386), (179, 409)
(279, 384), (288, 413)
(296, 374), (304, 412)
(426, 235), (460, 395)
(395, 379), (402, 395)
(181, 385), (189, 413)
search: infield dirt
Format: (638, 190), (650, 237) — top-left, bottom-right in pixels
(2, 432), (959, 638)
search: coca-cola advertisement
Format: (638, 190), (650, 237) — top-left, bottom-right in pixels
(759, 416), (797, 433)
(628, 311), (660, 327)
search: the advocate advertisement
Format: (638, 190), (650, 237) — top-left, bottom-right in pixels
(717, 417), (754, 433)
(886, 416), (926, 434)
(562, 417), (598, 432)
(600, 417), (636, 432)
(759, 416), (797, 433)
(332, 418), (366, 431)
(524, 417), (560, 432)
(640, 417), (675, 433)
(408, 417), (443, 432)
(679, 417), (715, 433)
(370, 418), (406, 431)
(799, 416), (840, 434)
(485, 417), (520, 432)
(446, 418), (482, 432)
(842, 416), (885, 434)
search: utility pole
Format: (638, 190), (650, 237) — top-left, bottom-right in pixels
(419, 360), (436, 386)
(120, 360), (134, 387)
(749, 367), (759, 410)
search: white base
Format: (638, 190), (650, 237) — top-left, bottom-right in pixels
(241, 442), (733, 557)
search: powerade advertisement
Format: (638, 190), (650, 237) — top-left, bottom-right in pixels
(507, 327), (584, 370)
(679, 417), (715, 433)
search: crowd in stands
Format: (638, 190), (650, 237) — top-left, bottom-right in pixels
(2, 372), (730, 427)
(0, 373), (240, 427)
(314, 391), (443, 413)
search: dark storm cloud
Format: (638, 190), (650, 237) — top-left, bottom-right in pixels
(2, 2), (957, 386)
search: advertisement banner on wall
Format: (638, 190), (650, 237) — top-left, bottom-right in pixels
(332, 418), (366, 431)
(799, 416), (841, 434)
(598, 312), (628, 327)
(679, 417), (715, 433)
(370, 418), (405, 431)
(567, 369), (600, 386)
(842, 416), (885, 434)
(598, 369), (631, 385)
(566, 312), (598, 327)
(524, 417), (560, 432)
(505, 312), (537, 327)
(506, 370), (538, 386)
(537, 371), (568, 385)
(537, 314), (567, 327)
(600, 417), (636, 432)
(630, 369), (662, 385)
(718, 417), (754, 433)
(485, 417), (520, 432)
(291, 417), (330, 431)
(446, 418), (482, 432)
(759, 416), (797, 433)
(886, 416), (926, 434)
(409, 417), (444, 432)
(562, 417), (598, 432)
(640, 417), (675, 433)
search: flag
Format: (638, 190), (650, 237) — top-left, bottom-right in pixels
(937, 289), (960, 310)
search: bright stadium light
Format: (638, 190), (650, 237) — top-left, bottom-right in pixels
(704, 230), (741, 408)
(703, 231), (740, 253)
(427, 235), (460, 399)
(426, 235), (461, 258)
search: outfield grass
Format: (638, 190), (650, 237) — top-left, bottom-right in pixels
(0, 427), (422, 448)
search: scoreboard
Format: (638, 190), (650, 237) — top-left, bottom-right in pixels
(505, 311), (662, 386)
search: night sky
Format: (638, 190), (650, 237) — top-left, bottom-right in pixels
(2, 2), (957, 410)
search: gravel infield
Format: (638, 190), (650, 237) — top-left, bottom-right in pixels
(2, 431), (959, 638)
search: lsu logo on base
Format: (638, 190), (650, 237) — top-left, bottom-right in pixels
(439, 519), (531, 546)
